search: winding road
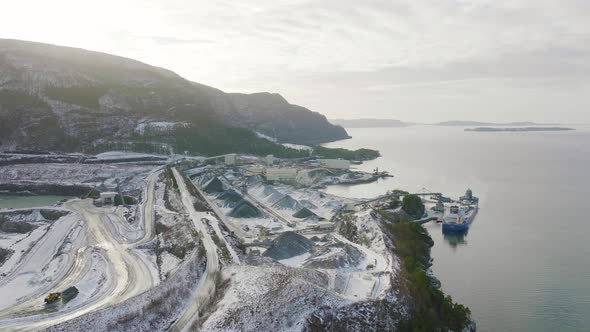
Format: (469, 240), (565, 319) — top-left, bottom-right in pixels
(0, 171), (161, 331)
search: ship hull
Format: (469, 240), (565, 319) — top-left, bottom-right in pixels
(442, 223), (469, 232)
(442, 204), (478, 233)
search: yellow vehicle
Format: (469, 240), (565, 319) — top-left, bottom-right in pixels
(44, 292), (61, 304)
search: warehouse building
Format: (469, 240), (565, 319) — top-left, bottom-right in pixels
(266, 168), (298, 182)
(319, 159), (350, 170)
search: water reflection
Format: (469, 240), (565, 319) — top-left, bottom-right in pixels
(442, 230), (468, 248)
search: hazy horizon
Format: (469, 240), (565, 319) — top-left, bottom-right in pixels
(329, 118), (589, 125)
(2, 0), (590, 123)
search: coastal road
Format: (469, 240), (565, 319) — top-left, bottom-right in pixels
(169, 168), (220, 332)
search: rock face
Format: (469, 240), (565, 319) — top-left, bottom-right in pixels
(0, 39), (348, 153)
(223, 92), (350, 144)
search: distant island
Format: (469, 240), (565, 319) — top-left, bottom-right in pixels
(330, 118), (411, 128)
(437, 121), (553, 126)
(465, 127), (574, 132)
(331, 119), (565, 128)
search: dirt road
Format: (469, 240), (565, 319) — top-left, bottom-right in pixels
(0, 171), (161, 331)
(169, 168), (220, 332)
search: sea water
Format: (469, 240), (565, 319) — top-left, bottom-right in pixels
(323, 125), (590, 332)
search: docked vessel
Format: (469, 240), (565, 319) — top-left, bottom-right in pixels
(442, 189), (478, 233)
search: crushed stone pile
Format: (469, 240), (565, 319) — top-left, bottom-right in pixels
(293, 207), (318, 219)
(272, 194), (303, 211)
(263, 231), (314, 260)
(203, 177), (225, 193)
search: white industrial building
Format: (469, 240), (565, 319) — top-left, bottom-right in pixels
(97, 192), (118, 205)
(265, 154), (275, 165)
(319, 159), (350, 170)
(224, 153), (237, 165)
(266, 167), (298, 182)
(247, 165), (266, 175)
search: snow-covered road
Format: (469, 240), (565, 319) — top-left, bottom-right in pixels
(0, 171), (161, 331)
(169, 168), (219, 332)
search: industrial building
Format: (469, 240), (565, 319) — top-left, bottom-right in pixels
(265, 154), (275, 165)
(96, 192), (117, 205)
(319, 159), (350, 170)
(266, 167), (298, 182)
(224, 153), (237, 165)
(246, 165), (266, 175)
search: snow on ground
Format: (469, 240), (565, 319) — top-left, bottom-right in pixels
(160, 251), (181, 276)
(344, 273), (379, 299)
(217, 209), (274, 236)
(151, 173), (199, 278)
(94, 151), (167, 161)
(247, 182), (351, 221)
(295, 168), (379, 188)
(105, 208), (143, 243)
(254, 131), (277, 142)
(62, 248), (111, 310)
(208, 216), (241, 264)
(0, 163), (155, 197)
(201, 265), (349, 332)
(134, 121), (190, 135)
(48, 245), (207, 332)
(0, 211), (82, 309)
(334, 233), (391, 299)
(334, 208), (398, 299)
(282, 143), (312, 151)
(278, 252), (311, 267)
(350, 209), (390, 258)
(192, 168), (387, 307)
(155, 165), (401, 329)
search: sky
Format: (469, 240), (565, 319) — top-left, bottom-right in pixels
(1, 0), (590, 123)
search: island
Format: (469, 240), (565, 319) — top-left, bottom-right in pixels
(465, 127), (574, 132)
(438, 121), (551, 126)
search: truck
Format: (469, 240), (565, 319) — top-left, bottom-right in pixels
(44, 292), (61, 304)
(44, 286), (79, 304)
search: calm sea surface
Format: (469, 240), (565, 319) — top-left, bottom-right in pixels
(323, 125), (590, 332)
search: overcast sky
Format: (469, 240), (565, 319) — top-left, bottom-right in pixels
(2, 0), (590, 122)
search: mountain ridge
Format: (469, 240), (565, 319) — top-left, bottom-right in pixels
(0, 39), (349, 154)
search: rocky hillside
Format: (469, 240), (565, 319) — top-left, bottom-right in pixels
(0, 39), (348, 154)
(223, 92), (349, 144)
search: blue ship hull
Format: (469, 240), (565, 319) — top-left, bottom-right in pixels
(442, 222), (469, 232)
(442, 203), (478, 233)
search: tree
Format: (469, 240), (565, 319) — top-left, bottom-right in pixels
(402, 195), (425, 219)
(389, 196), (401, 209)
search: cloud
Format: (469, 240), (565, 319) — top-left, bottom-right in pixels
(1, 0), (589, 122)
(137, 35), (216, 46)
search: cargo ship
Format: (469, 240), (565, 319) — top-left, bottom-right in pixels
(442, 189), (478, 233)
